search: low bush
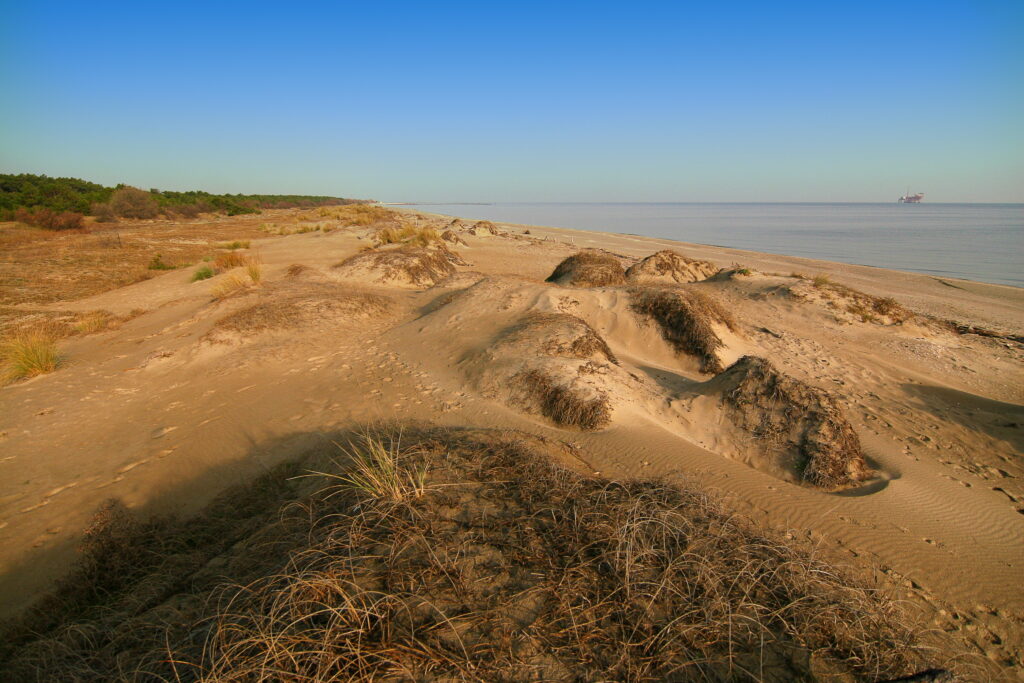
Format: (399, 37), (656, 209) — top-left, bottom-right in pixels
(191, 266), (215, 282)
(13, 207), (84, 231)
(109, 187), (159, 219)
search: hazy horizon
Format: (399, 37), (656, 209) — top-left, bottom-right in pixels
(2, 1), (1022, 203)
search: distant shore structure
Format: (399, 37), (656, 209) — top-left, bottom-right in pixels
(898, 191), (924, 203)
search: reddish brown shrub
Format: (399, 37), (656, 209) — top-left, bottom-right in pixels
(12, 207), (85, 231)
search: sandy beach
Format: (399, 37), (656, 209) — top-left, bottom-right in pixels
(1, 207), (1021, 678)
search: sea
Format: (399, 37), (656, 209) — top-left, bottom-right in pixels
(407, 203), (1023, 288)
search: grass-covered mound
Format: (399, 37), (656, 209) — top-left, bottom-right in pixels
(625, 249), (720, 284)
(713, 356), (873, 489)
(333, 244), (464, 289)
(546, 249), (627, 287)
(0, 428), (942, 682)
(629, 286), (739, 373)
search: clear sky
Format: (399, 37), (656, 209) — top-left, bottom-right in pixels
(1, 1), (1021, 202)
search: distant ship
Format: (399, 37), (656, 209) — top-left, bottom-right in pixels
(898, 191), (924, 203)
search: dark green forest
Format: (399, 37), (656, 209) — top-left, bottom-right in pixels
(0, 173), (361, 224)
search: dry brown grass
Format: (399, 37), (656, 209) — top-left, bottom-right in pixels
(0, 209), (280, 314)
(513, 368), (612, 429)
(373, 224), (441, 247)
(0, 428), (961, 681)
(210, 274), (251, 300)
(716, 356), (872, 489)
(629, 286), (738, 373)
(0, 308), (138, 344)
(625, 249), (719, 284)
(546, 249), (627, 287)
(327, 204), (397, 227)
(213, 250), (247, 270)
(1, 330), (62, 382)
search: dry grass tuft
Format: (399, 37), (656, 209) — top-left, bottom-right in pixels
(513, 368), (612, 429)
(629, 287), (738, 373)
(546, 249), (627, 287)
(219, 240), (250, 250)
(373, 224), (441, 247)
(210, 274), (251, 300)
(213, 251), (247, 270)
(285, 263), (307, 277)
(1, 330), (62, 381)
(716, 356), (872, 489)
(0, 428), (955, 681)
(71, 310), (117, 335)
(245, 256), (262, 285)
(313, 432), (429, 503)
(811, 273), (832, 288)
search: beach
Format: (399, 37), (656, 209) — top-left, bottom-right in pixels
(1, 207), (1022, 677)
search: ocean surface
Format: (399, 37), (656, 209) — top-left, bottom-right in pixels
(409, 203), (1024, 288)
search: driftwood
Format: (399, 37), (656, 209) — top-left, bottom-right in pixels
(876, 669), (954, 683)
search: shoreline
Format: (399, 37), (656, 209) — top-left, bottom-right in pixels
(397, 202), (1024, 290)
(403, 207), (1024, 334)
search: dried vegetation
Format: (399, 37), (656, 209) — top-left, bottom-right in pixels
(625, 249), (720, 284)
(546, 249), (627, 287)
(512, 368), (613, 430)
(629, 286), (738, 373)
(715, 356), (872, 489)
(333, 244), (464, 289)
(0, 429), (947, 681)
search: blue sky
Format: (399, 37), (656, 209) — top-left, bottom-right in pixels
(1, 1), (1021, 202)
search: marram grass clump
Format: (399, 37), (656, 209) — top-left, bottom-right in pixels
(1, 331), (62, 381)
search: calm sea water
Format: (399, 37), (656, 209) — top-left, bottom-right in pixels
(410, 203), (1023, 288)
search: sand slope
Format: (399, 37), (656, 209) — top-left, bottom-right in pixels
(1, 211), (1022, 675)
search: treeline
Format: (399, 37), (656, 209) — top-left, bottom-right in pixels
(0, 173), (363, 230)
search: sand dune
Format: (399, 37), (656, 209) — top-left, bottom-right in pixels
(1, 209), (1022, 677)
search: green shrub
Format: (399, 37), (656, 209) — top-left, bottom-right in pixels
(191, 265), (215, 282)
